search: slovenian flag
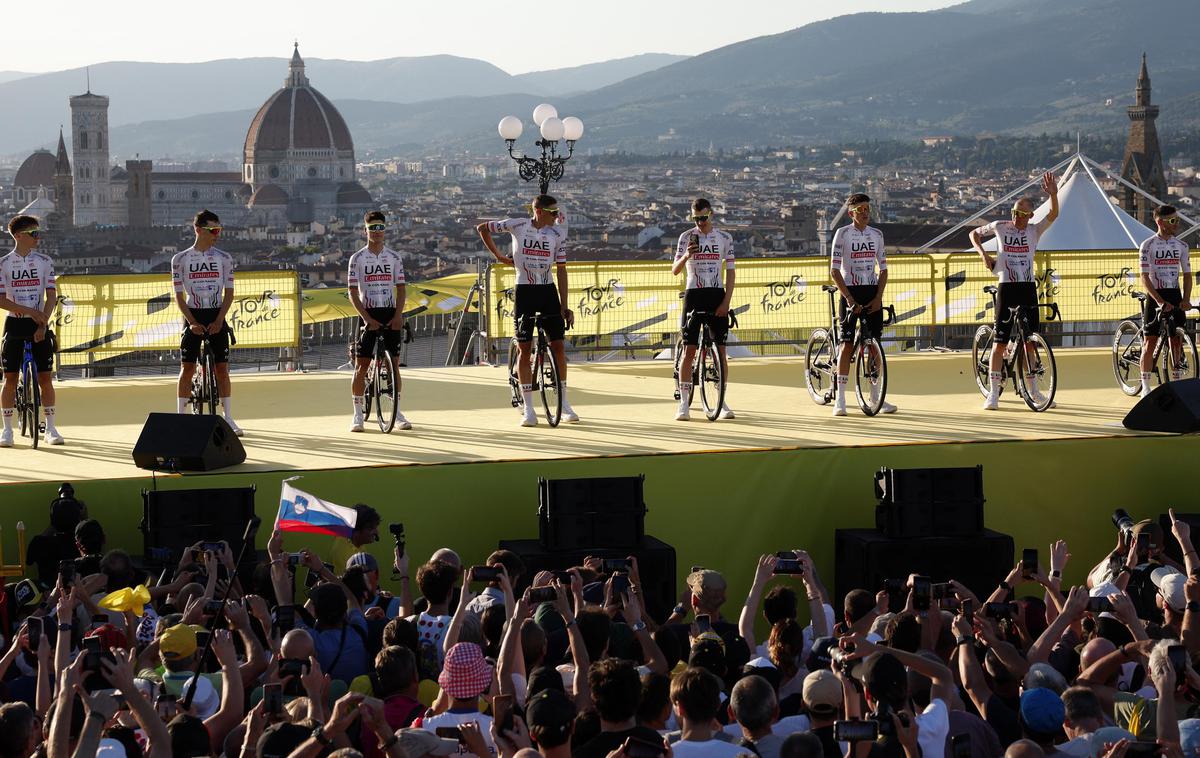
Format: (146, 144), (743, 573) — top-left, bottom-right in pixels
(276, 480), (357, 538)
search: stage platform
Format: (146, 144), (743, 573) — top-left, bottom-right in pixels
(1, 349), (1195, 606)
(0, 348), (1159, 485)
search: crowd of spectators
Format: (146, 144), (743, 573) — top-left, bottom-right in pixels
(4, 488), (1200, 758)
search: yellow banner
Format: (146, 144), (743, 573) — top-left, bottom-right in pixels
(55, 271), (299, 365)
(301, 273), (478, 325)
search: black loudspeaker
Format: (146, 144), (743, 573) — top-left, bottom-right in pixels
(132, 413), (246, 471)
(1123, 379), (1200, 433)
(874, 466), (984, 538)
(498, 536), (675, 621)
(834, 528), (1013, 606)
(141, 487), (257, 567)
(538, 475), (646, 551)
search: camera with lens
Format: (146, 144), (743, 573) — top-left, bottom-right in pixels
(1113, 509), (1135, 538)
(831, 642), (857, 676)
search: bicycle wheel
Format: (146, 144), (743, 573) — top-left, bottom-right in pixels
(804, 328), (835, 405)
(15, 373), (28, 439)
(1159, 327), (1199, 383)
(25, 362), (40, 449)
(1016, 333), (1057, 412)
(507, 339), (523, 408)
(1111, 320), (1143, 396)
(854, 338), (887, 417)
(537, 345), (562, 427)
(205, 353), (219, 416)
(672, 336), (694, 405)
(374, 348), (398, 433)
(971, 325), (995, 398)
(189, 364), (204, 415)
(698, 338), (725, 421)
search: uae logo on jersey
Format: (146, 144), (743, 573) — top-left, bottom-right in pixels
(189, 261), (221, 278)
(364, 263), (392, 281)
(1002, 235), (1030, 253)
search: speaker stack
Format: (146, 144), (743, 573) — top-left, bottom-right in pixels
(836, 465), (1013, 605)
(140, 486), (258, 574)
(499, 475), (677, 621)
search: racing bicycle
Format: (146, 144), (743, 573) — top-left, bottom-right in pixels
(508, 313), (563, 427)
(673, 306), (737, 422)
(362, 325), (402, 433)
(189, 332), (219, 416)
(1112, 292), (1198, 395)
(805, 284), (895, 416)
(971, 285), (1061, 412)
(15, 338), (43, 448)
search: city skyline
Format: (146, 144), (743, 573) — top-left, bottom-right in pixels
(4, 0), (958, 76)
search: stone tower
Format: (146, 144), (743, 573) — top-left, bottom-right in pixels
(70, 83), (111, 226)
(125, 159), (153, 228)
(1119, 54), (1167, 227)
(53, 127), (73, 226)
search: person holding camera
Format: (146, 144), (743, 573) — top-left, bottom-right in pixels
(330, 503), (383, 572)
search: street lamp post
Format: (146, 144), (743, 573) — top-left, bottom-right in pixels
(498, 104), (585, 195)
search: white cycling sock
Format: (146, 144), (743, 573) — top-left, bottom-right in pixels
(836, 374), (849, 401)
(988, 371), (1002, 397)
(1141, 372), (1152, 388)
(176, 397), (188, 414)
(1, 408), (11, 431)
(559, 380), (569, 401)
(221, 397), (233, 417)
(521, 383), (534, 411)
(678, 382), (692, 402)
(43, 406), (55, 427)
(353, 395), (364, 413)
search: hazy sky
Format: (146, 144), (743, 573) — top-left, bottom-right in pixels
(5, 0), (961, 75)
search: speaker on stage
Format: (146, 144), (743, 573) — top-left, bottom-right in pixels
(835, 528), (1013, 607)
(1123, 379), (1200, 433)
(132, 413), (246, 471)
(141, 486), (258, 576)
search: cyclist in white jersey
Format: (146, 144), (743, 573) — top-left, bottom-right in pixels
(0, 215), (63, 446)
(829, 193), (895, 417)
(477, 194), (578, 427)
(1137, 205), (1193, 397)
(348, 210), (410, 431)
(969, 172), (1059, 411)
(171, 209), (241, 434)
(671, 198), (736, 421)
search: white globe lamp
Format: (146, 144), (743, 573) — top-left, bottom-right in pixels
(498, 116), (523, 141)
(561, 116), (584, 142)
(532, 103), (558, 126)
(539, 117), (565, 142)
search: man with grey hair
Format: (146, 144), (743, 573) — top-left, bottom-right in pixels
(1023, 663), (1068, 695)
(729, 675), (783, 758)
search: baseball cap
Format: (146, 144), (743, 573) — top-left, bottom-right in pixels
(1152, 566), (1187, 613)
(1132, 520), (1163, 550)
(806, 636), (837, 673)
(95, 738), (127, 757)
(802, 670), (842, 716)
(158, 624), (197, 660)
(397, 728), (461, 756)
(257, 723), (312, 758)
(85, 623), (128, 651)
(1020, 687), (1065, 735)
(526, 687), (577, 737)
(438, 642), (493, 700)
(346, 552), (379, 572)
(526, 665), (565, 699)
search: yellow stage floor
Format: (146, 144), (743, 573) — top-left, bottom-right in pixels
(0, 349), (1152, 484)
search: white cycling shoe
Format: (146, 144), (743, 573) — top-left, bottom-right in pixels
(982, 395), (999, 411)
(224, 417), (244, 437)
(675, 404), (691, 421)
(0, 429), (12, 448)
(718, 403), (736, 420)
(520, 410), (538, 427)
(45, 427), (65, 445)
(395, 412), (412, 430)
(350, 413), (365, 432)
(561, 404), (580, 423)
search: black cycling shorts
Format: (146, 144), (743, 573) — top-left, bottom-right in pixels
(681, 288), (729, 347)
(838, 285), (883, 344)
(513, 284), (565, 343)
(357, 307), (403, 358)
(1, 317), (54, 373)
(1143, 288), (1185, 338)
(993, 282), (1040, 344)
(180, 308), (232, 364)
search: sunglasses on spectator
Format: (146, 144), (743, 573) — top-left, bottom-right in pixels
(198, 225), (223, 234)
(366, 223), (387, 231)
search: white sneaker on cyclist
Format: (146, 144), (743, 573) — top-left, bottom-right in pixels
(982, 394), (999, 411)
(0, 429), (12, 448)
(1028, 389), (1056, 409)
(832, 398), (847, 417)
(520, 409), (538, 427)
(561, 403), (580, 423)
(718, 403), (736, 420)
(45, 428), (64, 445)
(350, 412), (364, 432)
(224, 417), (244, 437)
(878, 400), (898, 414)
(675, 403), (690, 421)
(396, 412), (412, 430)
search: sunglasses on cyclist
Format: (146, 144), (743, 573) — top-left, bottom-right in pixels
(198, 225), (223, 234)
(849, 204), (870, 213)
(1011, 209), (1034, 218)
(692, 214), (712, 222)
(536, 206), (559, 214)
(1161, 216), (1180, 226)
(366, 223), (387, 232)
(17, 229), (40, 239)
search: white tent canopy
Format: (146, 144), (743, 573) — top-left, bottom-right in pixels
(979, 165), (1153, 252)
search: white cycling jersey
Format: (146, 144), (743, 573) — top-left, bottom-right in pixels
(0, 250), (56, 311)
(171, 246), (235, 309)
(830, 225), (887, 286)
(347, 246), (406, 308)
(674, 227), (735, 290)
(1139, 235), (1191, 291)
(488, 217), (567, 286)
(977, 220), (1050, 284)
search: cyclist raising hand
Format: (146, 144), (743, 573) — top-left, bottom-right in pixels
(0, 215), (62, 446)
(970, 172), (1059, 410)
(477, 195), (578, 427)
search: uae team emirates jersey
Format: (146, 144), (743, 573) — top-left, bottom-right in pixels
(977, 220), (1051, 284)
(347, 246), (406, 308)
(675, 227), (735, 289)
(1139, 235), (1191, 291)
(171, 246), (235, 309)
(830, 225), (887, 286)
(0, 250), (56, 311)
(488, 217), (568, 286)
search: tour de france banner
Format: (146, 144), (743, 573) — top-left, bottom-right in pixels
(300, 272), (478, 325)
(55, 271), (300, 365)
